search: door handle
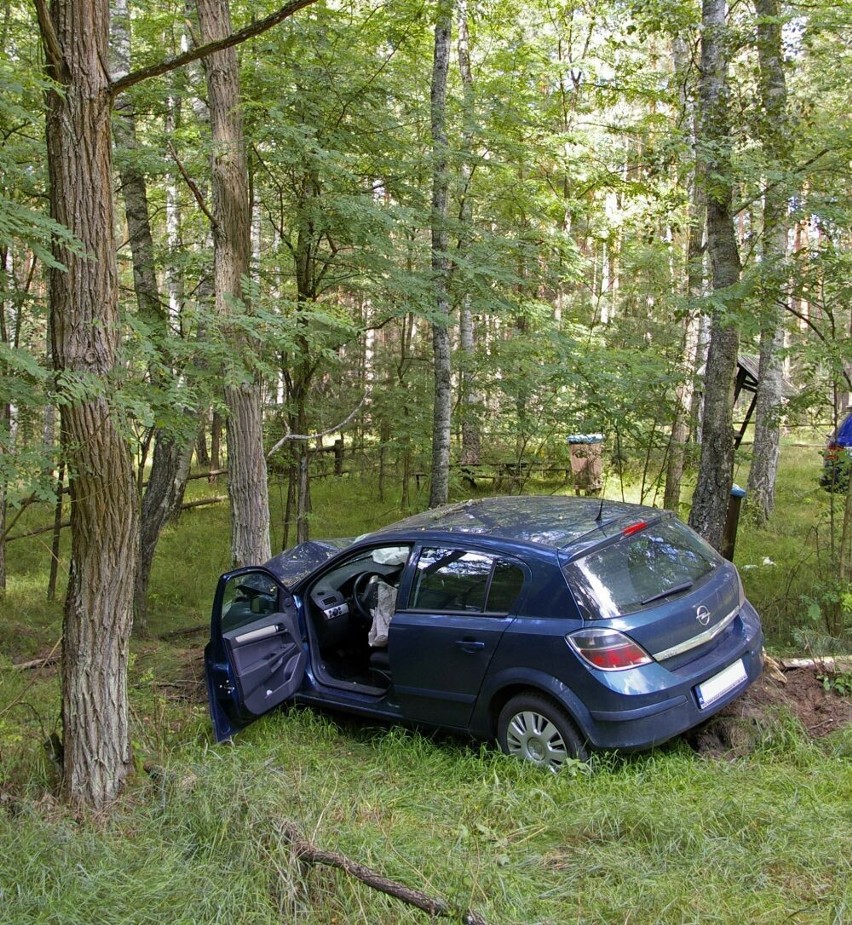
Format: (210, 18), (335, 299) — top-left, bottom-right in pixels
(456, 639), (486, 652)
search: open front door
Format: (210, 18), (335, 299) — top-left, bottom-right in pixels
(205, 567), (307, 742)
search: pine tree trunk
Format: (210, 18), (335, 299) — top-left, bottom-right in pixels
(198, 0), (271, 566)
(688, 0), (742, 550)
(40, 0), (138, 809)
(428, 1), (453, 508)
(746, 0), (790, 525)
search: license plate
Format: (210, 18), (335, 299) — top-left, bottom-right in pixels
(695, 658), (748, 709)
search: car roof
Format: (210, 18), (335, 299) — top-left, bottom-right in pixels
(368, 495), (665, 553)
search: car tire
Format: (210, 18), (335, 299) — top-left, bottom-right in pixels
(497, 693), (588, 772)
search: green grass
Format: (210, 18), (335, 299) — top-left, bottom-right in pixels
(1, 446), (851, 924)
(1, 709), (850, 924)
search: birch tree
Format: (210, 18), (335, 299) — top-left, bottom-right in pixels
(428, 0), (453, 508)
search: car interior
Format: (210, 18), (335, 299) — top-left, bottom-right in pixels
(305, 545), (412, 692)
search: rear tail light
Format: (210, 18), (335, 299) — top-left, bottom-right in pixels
(567, 628), (652, 671)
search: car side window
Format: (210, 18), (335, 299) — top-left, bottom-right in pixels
(409, 548), (524, 614)
(486, 560), (525, 613)
(221, 572), (279, 633)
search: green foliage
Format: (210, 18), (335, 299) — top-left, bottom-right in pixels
(819, 672), (852, 697)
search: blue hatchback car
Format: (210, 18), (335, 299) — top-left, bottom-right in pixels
(205, 496), (764, 770)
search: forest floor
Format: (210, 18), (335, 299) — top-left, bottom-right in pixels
(685, 662), (852, 756)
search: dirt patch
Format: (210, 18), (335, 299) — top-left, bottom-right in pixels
(685, 664), (852, 757)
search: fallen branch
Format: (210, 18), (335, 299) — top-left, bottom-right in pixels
(276, 821), (488, 925)
(7, 520), (70, 542)
(3, 637), (63, 721)
(13, 654), (60, 671)
(6, 495), (226, 542)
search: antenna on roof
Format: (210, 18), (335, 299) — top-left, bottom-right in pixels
(595, 496), (605, 522)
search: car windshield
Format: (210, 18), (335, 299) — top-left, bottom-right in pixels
(564, 517), (720, 620)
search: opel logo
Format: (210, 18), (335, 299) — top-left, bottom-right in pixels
(696, 605), (711, 626)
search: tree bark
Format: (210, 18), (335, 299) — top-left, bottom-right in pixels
(688, 0), (742, 550)
(0, 248), (10, 596)
(457, 0), (481, 468)
(664, 34), (704, 513)
(197, 0), (271, 566)
(428, 0), (453, 508)
(111, 0), (196, 633)
(745, 0), (790, 525)
(39, 0), (138, 809)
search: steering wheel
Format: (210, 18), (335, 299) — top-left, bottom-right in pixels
(351, 571), (382, 621)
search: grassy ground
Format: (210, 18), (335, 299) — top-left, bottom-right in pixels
(1, 442), (850, 924)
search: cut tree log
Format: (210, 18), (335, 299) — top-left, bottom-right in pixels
(779, 656), (852, 672)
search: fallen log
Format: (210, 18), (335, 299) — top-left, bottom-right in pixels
(276, 821), (488, 925)
(185, 468), (228, 481)
(6, 495), (227, 542)
(179, 496), (227, 511)
(780, 656), (852, 672)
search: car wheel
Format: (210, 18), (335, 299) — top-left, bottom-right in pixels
(497, 693), (588, 772)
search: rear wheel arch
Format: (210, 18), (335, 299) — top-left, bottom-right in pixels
(488, 675), (591, 740)
(488, 684), (587, 745)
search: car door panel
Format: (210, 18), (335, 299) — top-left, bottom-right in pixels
(389, 611), (513, 728)
(223, 613), (305, 716)
(205, 567), (306, 742)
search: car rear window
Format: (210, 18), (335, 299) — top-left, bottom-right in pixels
(564, 517), (720, 620)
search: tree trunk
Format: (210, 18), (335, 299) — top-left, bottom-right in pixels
(134, 433), (193, 629)
(283, 152), (321, 543)
(746, 0), (790, 525)
(456, 0), (481, 468)
(112, 0), (196, 633)
(664, 34), (704, 513)
(0, 250), (9, 596)
(210, 409), (222, 471)
(428, 1), (452, 509)
(39, 0), (138, 809)
(688, 0), (742, 550)
(198, 0), (271, 566)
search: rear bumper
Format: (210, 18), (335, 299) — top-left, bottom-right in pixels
(573, 618), (764, 751)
